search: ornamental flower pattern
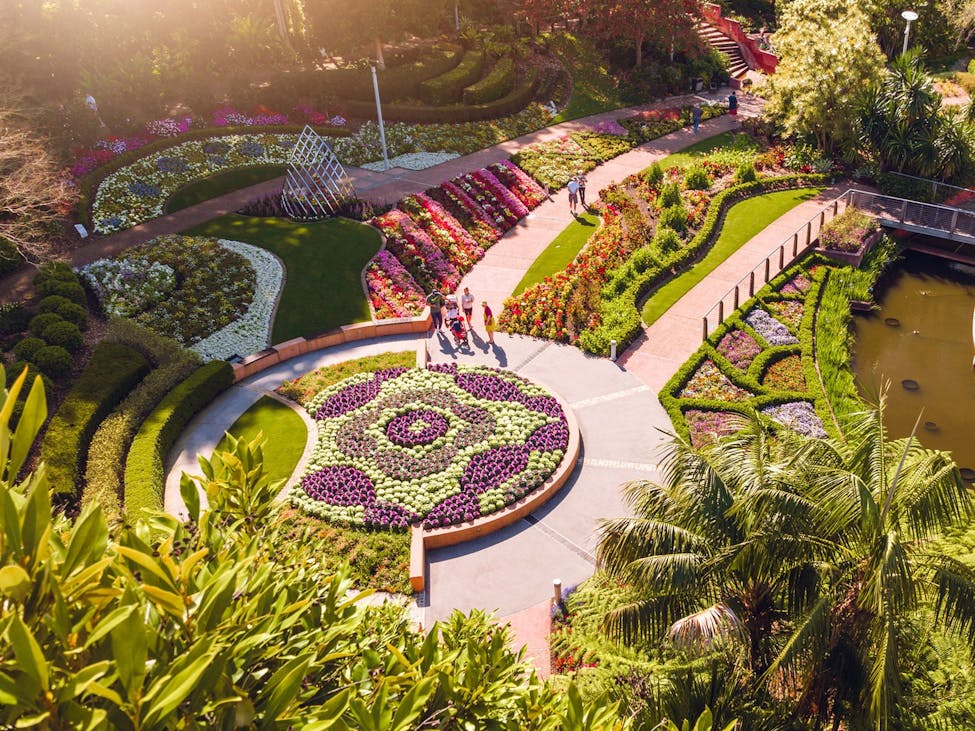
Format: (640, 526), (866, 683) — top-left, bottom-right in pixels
(716, 329), (761, 371)
(292, 365), (569, 531)
(365, 250), (427, 319)
(761, 401), (827, 438)
(745, 308), (800, 346)
(371, 210), (461, 293)
(680, 360), (753, 401)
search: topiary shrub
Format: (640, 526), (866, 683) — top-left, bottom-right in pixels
(684, 166), (711, 190)
(33, 345), (73, 378)
(653, 226), (683, 254)
(12, 336), (46, 362)
(735, 162), (757, 184)
(29, 312), (64, 336)
(40, 342), (150, 495)
(658, 181), (681, 209)
(462, 56), (515, 104)
(419, 49), (486, 105)
(33, 261), (76, 286)
(38, 295), (74, 314)
(41, 321), (83, 353)
(630, 246), (657, 274)
(0, 303), (31, 337)
(124, 361), (234, 519)
(55, 302), (89, 330)
(658, 204), (689, 235)
(36, 278), (86, 305)
(644, 163), (664, 188)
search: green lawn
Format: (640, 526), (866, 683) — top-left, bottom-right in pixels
(186, 215), (381, 342)
(641, 188), (824, 326)
(654, 132), (758, 169)
(165, 164), (287, 213)
(216, 395), (307, 485)
(512, 211), (599, 296)
(549, 33), (624, 123)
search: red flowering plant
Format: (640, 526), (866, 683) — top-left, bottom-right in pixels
(365, 250), (426, 319)
(429, 182), (502, 249)
(370, 210), (461, 293)
(488, 160), (548, 209)
(399, 194), (485, 273)
(454, 172), (521, 229)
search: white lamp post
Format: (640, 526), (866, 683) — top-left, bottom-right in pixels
(369, 63), (390, 171)
(901, 10), (918, 55)
(454, 2), (460, 31)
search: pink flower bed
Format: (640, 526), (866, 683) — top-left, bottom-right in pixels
(436, 182), (503, 246)
(372, 210), (461, 294)
(365, 250), (426, 319)
(716, 329), (761, 371)
(401, 194), (485, 272)
(489, 160), (547, 209)
(685, 409), (743, 449)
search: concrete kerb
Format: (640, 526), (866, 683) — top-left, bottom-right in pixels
(408, 375), (582, 592)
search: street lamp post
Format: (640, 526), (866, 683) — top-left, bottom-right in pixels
(454, 2), (460, 31)
(901, 10), (918, 55)
(369, 63), (390, 171)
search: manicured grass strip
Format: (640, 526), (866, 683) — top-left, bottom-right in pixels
(278, 351), (416, 404)
(165, 164), (287, 213)
(512, 212), (599, 296)
(216, 396), (307, 485)
(656, 132), (757, 169)
(186, 215), (381, 342)
(641, 188), (824, 327)
(550, 33), (624, 123)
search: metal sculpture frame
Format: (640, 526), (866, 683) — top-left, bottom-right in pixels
(281, 125), (356, 219)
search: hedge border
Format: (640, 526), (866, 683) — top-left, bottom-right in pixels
(419, 49), (486, 105)
(123, 360), (233, 519)
(463, 56), (516, 105)
(40, 342), (150, 495)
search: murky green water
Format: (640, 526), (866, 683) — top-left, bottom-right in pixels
(853, 251), (975, 472)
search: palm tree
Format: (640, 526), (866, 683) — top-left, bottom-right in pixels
(597, 402), (975, 730)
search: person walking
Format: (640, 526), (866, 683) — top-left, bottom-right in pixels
(426, 289), (445, 332)
(692, 104), (702, 135)
(567, 176), (580, 214)
(576, 171), (588, 209)
(482, 302), (496, 344)
(728, 91), (738, 129)
(461, 287), (475, 326)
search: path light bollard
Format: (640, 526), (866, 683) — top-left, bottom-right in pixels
(610, 340), (617, 361)
(553, 578), (563, 607)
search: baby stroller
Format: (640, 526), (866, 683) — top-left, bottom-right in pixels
(448, 315), (469, 348)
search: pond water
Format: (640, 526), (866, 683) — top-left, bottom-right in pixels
(852, 250), (975, 474)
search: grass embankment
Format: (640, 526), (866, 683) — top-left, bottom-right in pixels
(512, 211), (599, 296)
(165, 164), (287, 213)
(641, 188), (824, 326)
(216, 395), (307, 485)
(548, 33), (624, 122)
(186, 215), (381, 342)
(656, 132), (759, 169)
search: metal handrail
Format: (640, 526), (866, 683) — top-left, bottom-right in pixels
(881, 171), (975, 202)
(848, 189), (975, 216)
(700, 191), (850, 341)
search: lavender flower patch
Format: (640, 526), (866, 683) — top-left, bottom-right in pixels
(680, 360), (753, 402)
(760, 401), (826, 438)
(685, 409), (744, 449)
(780, 273), (812, 295)
(292, 365), (570, 530)
(716, 329), (761, 371)
(745, 308), (799, 346)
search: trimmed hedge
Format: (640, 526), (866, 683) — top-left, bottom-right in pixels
(463, 56), (515, 104)
(83, 318), (201, 524)
(41, 321), (83, 353)
(124, 361), (233, 519)
(33, 345), (73, 378)
(344, 69), (537, 123)
(40, 342), (150, 495)
(419, 50), (486, 105)
(578, 174), (830, 357)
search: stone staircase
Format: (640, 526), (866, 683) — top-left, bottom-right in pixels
(695, 20), (750, 79)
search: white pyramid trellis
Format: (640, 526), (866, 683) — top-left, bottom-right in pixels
(281, 125), (356, 219)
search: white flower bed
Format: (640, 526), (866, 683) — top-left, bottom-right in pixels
(190, 240), (283, 361)
(92, 133), (310, 234)
(78, 259), (176, 317)
(360, 151), (461, 171)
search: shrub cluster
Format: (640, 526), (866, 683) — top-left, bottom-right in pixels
(462, 56), (515, 104)
(40, 342), (150, 495)
(82, 318), (201, 524)
(419, 50), (486, 105)
(818, 207), (879, 253)
(124, 360), (233, 519)
(0, 237), (21, 276)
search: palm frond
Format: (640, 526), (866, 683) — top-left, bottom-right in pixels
(669, 603), (747, 651)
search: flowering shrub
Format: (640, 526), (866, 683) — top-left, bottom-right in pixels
(292, 364), (569, 530)
(488, 160), (548, 209)
(360, 151), (460, 171)
(766, 300), (804, 331)
(679, 360), (753, 401)
(745, 308), (799, 346)
(432, 181), (503, 247)
(92, 133), (302, 232)
(762, 354), (806, 392)
(818, 207), (879, 253)
(400, 194), (485, 272)
(685, 409), (743, 448)
(780, 273), (812, 295)
(365, 250), (427, 319)
(80, 235), (255, 347)
(716, 329), (761, 370)
(761, 401), (827, 438)
(371, 210), (461, 293)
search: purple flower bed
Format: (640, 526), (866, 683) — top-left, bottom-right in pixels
(293, 365), (570, 530)
(745, 309), (799, 346)
(760, 401), (826, 438)
(716, 329), (761, 371)
(685, 409), (743, 449)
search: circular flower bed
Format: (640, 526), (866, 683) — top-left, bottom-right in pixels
(292, 364), (570, 531)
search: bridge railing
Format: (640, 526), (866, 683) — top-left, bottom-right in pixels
(700, 192), (849, 340)
(879, 171), (975, 205)
(847, 189), (975, 243)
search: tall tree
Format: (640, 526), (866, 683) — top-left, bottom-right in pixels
(763, 0), (885, 155)
(586, 0), (701, 68)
